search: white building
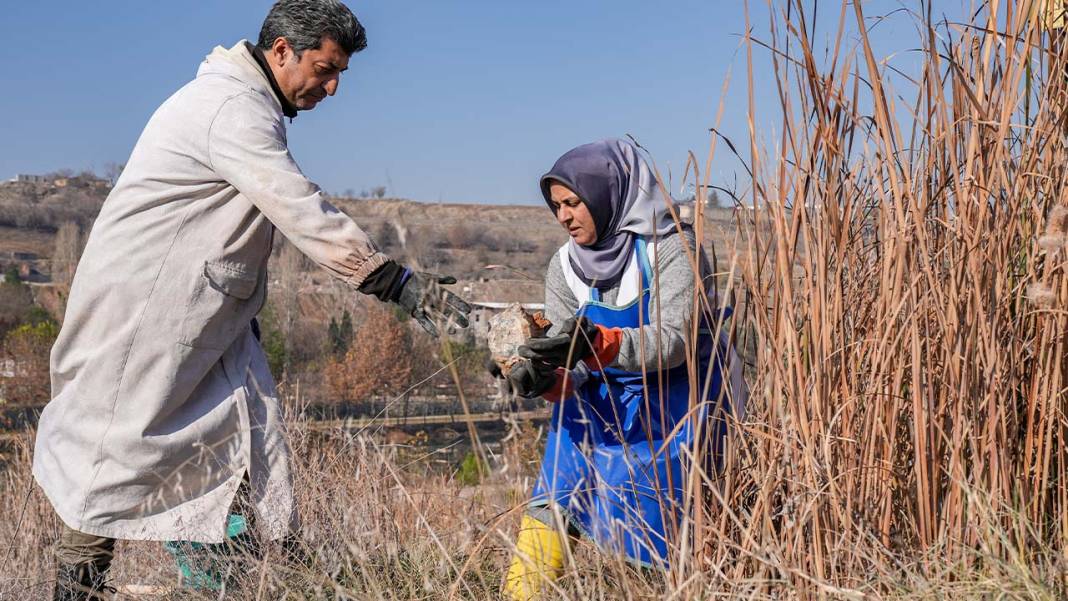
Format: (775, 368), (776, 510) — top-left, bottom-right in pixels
(11, 174), (48, 184)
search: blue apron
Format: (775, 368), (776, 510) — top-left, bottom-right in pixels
(530, 238), (732, 567)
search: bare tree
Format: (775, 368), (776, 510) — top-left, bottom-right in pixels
(0, 276), (35, 337)
(103, 162), (125, 186)
(374, 222), (400, 251)
(323, 302), (413, 403)
(52, 222), (83, 292)
(274, 239), (305, 377)
(0, 320), (57, 405)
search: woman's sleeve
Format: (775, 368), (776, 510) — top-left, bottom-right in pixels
(543, 251), (579, 337)
(612, 229), (714, 373)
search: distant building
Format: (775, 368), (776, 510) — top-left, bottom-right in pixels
(677, 201), (696, 224)
(11, 174), (48, 184)
(675, 183), (729, 224)
(7, 262), (49, 284)
(6, 173), (106, 188)
(0, 358), (25, 404)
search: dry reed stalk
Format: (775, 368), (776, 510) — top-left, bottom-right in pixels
(667, 0), (1067, 597)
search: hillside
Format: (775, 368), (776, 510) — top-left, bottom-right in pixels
(0, 175), (745, 308)
(0, 174), (749, 409)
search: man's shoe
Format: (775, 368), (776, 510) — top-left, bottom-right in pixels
(164, 513), (255, 591)
(53, 562), (116, 600)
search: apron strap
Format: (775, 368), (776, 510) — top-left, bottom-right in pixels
(635, 237), (653, 289)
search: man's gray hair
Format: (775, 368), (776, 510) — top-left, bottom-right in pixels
(257, 0), (366, 56)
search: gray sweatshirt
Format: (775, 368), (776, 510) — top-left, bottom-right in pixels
(544, 227), (715, 373)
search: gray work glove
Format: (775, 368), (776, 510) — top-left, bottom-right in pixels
(519, 316), (600, 369)
(396, 271), (471, 338)
(507, 359), (558, 399)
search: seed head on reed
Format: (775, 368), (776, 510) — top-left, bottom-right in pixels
(1044, 205), (1068, 236)
(1037, 233), (1065, 252)
(1026, 283), (1057, 308)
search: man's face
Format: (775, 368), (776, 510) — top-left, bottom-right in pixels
(268, 36), (350, 110)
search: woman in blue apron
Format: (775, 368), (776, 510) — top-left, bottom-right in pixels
(504, 139), (746, 600)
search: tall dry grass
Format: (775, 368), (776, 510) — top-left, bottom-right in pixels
(670, 0), (1067, 597)
(0, 416), (685, 600)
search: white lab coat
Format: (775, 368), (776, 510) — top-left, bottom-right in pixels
(33, 41), (386, 542)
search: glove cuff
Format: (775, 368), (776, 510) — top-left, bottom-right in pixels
(540, 368), (575, 403)
(357, 260), (409, 303)
(584, 325), (623, 369)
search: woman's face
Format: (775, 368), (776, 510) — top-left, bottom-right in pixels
(549, 182), (597, 246)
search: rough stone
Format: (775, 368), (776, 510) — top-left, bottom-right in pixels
(487, 303), (550, 375)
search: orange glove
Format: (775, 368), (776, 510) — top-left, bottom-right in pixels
(584, 324), (623, 370)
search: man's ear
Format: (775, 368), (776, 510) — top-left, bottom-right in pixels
(270, 37), (294, 66)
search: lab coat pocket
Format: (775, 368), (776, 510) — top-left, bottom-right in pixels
(178, 260), (259, 350)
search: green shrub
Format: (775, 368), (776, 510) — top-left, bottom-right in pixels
(456, 451), (483, 486)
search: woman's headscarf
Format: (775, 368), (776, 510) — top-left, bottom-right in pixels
(540, 138), (675, 288)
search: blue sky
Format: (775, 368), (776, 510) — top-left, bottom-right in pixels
(1, 1), (953, 205)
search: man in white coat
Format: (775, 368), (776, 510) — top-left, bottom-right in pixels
(33, 1), (470, 597)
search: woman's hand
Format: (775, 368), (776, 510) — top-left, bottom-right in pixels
(519, 317), (623, 370)
(507, 359), (558, 399)
(506, 360), (576, 402)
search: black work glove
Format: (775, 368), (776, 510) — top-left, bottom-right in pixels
(359, 260), (471, 338)
(396, 270), (471, 338)
(518, 316), (599, 369)
(486, 358), (504, 380)
(507, 359), (558, 399)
